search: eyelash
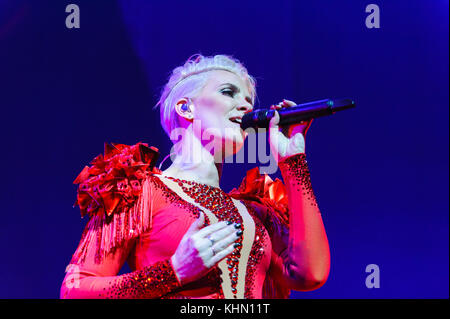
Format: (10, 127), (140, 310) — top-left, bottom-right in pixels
(221, 88), (236, 97)
(221, 87), (253, 106)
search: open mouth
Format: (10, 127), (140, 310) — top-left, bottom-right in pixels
(229, 117), (242, 125)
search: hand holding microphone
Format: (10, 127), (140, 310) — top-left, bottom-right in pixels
(245, 98), (356, 161)
(240, 98), (356, 130)
(268, 99), (311, 161)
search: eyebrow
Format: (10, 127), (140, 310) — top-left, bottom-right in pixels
(220, 82), (253, 105)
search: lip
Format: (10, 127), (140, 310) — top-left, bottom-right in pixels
(229, 116), (242, 125)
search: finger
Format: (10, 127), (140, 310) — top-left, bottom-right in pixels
(269, 117), (282, 155)
(195, 220), (230, 239)
(281, 99), (297, 107)
(285, 132), (305, 154)
(289, 118), (313, 137)
(208, 242), (236, 267)
(270, 104), (282, 111)
(269, 109), (280, 127)
(208, 224), (237, 243)
(304, 118), (313, 133)
(212, 229), (241, 252)
(185, 211), (205, 235)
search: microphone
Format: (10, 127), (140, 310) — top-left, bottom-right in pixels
(240, 98), (356, 130)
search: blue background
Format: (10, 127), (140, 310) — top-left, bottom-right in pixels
(0, 0), (448, 298)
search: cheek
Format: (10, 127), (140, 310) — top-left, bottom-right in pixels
(197, 95), (230, 116)
(196, 98), (230, 128)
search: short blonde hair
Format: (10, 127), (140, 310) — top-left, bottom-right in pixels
(156, 54), (257, 137)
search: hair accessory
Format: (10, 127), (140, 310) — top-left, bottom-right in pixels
(169, 66), (234, 95)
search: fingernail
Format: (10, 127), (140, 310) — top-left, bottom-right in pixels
(234, 242), (242, 248)
(226, 220), (233, 225)
(234, 223), (241, 229)
(236, 230), (243, 237)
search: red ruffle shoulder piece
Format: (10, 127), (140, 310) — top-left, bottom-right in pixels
(229, 167), (289, 228)
(73, 142), (160, 218)
(71, 142), (161, 264)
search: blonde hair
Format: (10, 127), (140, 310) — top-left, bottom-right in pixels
(155, 54), (257, 137)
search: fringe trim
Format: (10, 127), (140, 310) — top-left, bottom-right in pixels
(71, 178), (153, 264)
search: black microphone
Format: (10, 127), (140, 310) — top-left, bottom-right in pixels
(240, 98), (356, 130)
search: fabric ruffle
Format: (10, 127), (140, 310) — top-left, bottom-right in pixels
(229, 167), (289, 228)
(71, 142), (160, 264)
(73, 142), (160, 218)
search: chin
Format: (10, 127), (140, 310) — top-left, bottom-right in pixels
(221, 133), (245, 157)
(205, 127), (246, 159)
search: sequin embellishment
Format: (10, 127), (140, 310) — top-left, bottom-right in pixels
(242, 202), (268, 299)
(166, 176), (244, 298)
(279, 153), (317, 207)
(104, 259), (181, 298)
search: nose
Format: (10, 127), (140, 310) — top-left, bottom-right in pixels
(237, 100), (253, 114)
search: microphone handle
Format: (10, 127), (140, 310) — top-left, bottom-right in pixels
(241, 98), (355, 129)
(278, 99), (332, 126)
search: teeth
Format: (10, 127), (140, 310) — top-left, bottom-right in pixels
(230, 118), (241, 124)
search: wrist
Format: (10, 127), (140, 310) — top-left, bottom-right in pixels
(279, 153), (317, 203)
(279, 153), (309, 181)
(279, 133), (306, 160)
(170, 255), (184, 286)
(279, 153), (307, 171)
(108, 258), (182, 298)
(278, 150), (305, 163)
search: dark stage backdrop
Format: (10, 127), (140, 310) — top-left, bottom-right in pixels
(0, 0), (448, 299)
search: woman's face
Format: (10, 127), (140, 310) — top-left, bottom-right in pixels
(191, 70), (254, 157)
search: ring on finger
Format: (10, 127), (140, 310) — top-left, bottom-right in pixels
(207, 235), (215, 246)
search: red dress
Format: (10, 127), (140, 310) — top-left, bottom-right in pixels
(60, 142), (329, 299)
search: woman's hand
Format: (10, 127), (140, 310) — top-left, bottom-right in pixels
(171, 212), (241, 285)
(269, 99), (313, 162)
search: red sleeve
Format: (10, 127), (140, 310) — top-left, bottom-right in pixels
(61, 174), (182, 299)
(60, 245), (181, 299)
(268, 153), (330, 292)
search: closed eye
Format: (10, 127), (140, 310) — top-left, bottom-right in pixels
(219, 83), (253, 106)
(221, 88), (236, 97)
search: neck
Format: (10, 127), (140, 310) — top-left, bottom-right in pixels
(162, 128), (223, 188)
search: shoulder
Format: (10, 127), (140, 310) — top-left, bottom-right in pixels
(73, 142), (161, 218)
(228, 167), (289, 227)
(70, 142), (166, 264)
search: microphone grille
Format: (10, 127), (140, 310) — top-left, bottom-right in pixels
(241, 109), (275, 130)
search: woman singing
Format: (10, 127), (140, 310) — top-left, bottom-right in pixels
(60, 54), (330, 299)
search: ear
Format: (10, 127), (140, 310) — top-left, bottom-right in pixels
(174, 97), (194, 121)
